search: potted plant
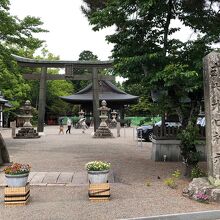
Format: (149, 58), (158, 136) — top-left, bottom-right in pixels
(4, 163), (31, 187)
(85, 161), (111, 184)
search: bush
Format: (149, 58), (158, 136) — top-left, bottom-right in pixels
(178, 123), (200, 169)
(164, 169), (181, 189)
(120, 118), (131, 127)
(191, 166), (207, 179)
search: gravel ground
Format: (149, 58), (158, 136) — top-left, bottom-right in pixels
(0, 126), (219, 220)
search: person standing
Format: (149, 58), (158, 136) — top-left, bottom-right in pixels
(59, 118), (64, 135)
(66, 118), (72, 134)
(81, 118), (88, 133)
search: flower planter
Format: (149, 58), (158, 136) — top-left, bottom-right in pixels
(5, 173), (29, 187)
(88, 170), (109, 184)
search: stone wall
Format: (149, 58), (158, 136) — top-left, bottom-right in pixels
(151, 139), (206, 162)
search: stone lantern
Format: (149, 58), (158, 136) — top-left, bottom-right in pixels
(93, 100), (113, 138)
(110, 109), (118, 128)
(15, 100), (40, 139)
(20, 100), (33, 127)
(78, 109), (85, 120)
(99, 100), (109, 127)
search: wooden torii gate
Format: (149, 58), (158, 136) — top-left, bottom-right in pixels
(12, 55), (114, 133)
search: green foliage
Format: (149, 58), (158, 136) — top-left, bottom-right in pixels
(78, 50), (98, 61)
(164, 178), (177, 189)
(138, 116), (161, 126)
(0, 0), (47, 61)
(172, 169), (181, 179)
(0, 0), (46, 123)
(128, 96), (153, 116)
(81, 0), (219, 124)
(27, 47), (74, 117)
(120, 118), (131, 127)
(178, 123), (200, 167)
(164, 169), (181, 189)
(145, 179), (151, 187)
(191, 166), (207, 179)
(71, 50), (98, 92)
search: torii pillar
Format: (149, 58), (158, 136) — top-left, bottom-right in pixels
(38, 67), (47, 132)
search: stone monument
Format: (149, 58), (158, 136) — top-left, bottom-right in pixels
(93, 100), (113, 138)
(183, 52), (220, 202)
(203, 51), (220, 185)
(15, 100), (40, 139)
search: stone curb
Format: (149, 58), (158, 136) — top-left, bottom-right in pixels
(122, 210), (220, 220)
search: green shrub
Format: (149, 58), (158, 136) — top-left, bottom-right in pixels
(164, 178), (177, 189)
(164, 169), (181, 189)
(191, 166), (207, 179)
(178, 123), (201, 176)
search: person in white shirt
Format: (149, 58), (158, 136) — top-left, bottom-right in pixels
(66, 118), (72, 134)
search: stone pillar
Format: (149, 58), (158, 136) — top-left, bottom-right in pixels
(92, 67), (99, 132)
(10, 121), (16, 138)
(203, 51), (220, 184)
(37, 67), (47, 132)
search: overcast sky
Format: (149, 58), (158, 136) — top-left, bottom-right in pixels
(10, 0), (114, 61)
(9, 0), (204, 62)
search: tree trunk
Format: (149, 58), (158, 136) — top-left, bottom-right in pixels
(184, 164), (193, 178)
(163, 0), (173, 55)
(0, 133), (10, 165)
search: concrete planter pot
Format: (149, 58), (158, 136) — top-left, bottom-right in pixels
(88, 170), (109, 183)
(5, 173), (29, 187)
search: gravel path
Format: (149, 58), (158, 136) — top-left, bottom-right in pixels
(0, 126), (219, 220)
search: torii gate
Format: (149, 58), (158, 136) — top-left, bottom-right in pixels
(12, 55), (114, 133)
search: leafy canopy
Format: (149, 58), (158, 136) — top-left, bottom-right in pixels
(82, 0), (220, 121)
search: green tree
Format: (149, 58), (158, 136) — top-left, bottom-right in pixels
(0, 0), (46, 164)
(71, 50), (99, 92)
(81, 0), (220, 125)
(27, 47), (74, 119)
(0, 0), (47, 109)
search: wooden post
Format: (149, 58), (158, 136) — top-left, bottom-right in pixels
(37, 67), (47, 132)
(92, 67), (99, 132)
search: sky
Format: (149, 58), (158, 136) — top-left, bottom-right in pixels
(9, 0), (197, 62)
(10, 0), (114, 61)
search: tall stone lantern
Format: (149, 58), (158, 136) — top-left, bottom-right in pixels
(109, 109), (118, 128)
(15, 100), (40, 139)
(93, 100), (113, 138)
(78, 109), (85, 119)
(21, 100), (33, 127)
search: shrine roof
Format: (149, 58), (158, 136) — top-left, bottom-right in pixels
(60, 80), (139, 104)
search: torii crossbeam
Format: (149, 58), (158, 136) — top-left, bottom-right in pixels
(12, 55), (114, 133)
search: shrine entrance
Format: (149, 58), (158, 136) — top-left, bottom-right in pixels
(12, 54), (114, 132)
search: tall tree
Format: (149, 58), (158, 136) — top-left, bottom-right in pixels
(0, 0), (46, 164)
(27, 47), (74, 120)
(81, 0), (220, 124)
(71, 50), (98, 92)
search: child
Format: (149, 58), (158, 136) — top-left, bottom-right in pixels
(59, 119), (64, 134)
